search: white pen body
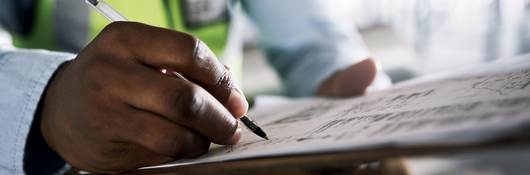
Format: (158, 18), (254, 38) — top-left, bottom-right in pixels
(85, 0), (128, 22)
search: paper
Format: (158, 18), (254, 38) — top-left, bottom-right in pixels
(146, 55), (530, 169)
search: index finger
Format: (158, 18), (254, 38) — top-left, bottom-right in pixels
(96, 22), (248, 117)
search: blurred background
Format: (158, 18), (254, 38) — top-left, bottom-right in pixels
(238, 2), (530, 174)
(240, 0), (530, 97)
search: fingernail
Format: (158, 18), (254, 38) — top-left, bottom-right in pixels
(227, 88), (249, 118)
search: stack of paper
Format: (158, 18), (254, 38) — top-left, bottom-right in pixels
(148, 54), (530, 169)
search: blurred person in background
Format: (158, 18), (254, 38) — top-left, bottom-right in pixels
(0, 0), (388, 174)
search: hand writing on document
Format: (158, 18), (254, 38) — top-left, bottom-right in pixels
(39, 22), (248, 173)
(317, 59), (377, 97)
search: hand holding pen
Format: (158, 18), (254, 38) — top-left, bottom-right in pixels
(39, 0), (266, 173)
(86, 0), (268, 140)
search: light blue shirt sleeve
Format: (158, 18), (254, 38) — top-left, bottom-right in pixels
(243, 0), (389, 96)
(0, 33), (74, 173)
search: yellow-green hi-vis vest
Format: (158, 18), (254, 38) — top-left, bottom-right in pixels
(13, 0), (243, 83)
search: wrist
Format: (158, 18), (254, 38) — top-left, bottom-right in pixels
(39, 60), (72, 152)
(25, 60), (72, 174)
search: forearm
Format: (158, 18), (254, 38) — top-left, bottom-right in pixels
(243, 0), (372, 96)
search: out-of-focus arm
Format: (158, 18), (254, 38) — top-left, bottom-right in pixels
(0, 23), (14, 49)
(243, 0), (389, 97)
(0, 27), (73, 174)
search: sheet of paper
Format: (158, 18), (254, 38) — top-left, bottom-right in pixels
(146, 55), (530, 169)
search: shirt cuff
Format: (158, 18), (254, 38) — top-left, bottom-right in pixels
(0, 48), (74, 174)
(267, 42), (369, 97)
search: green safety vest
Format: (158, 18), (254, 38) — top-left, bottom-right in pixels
(14, 0), (229, 54)
(13, 0), (243, 83)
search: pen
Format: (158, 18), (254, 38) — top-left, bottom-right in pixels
(85, 0), (269, 140)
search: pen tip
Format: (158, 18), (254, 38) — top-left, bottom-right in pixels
(264, 136), (269, 140)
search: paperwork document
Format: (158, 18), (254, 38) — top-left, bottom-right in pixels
(147, 55), (530, 169)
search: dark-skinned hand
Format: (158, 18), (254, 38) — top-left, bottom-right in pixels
(40, 22), (248, 173)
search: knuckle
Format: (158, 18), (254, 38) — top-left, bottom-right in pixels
(100, 22), (126, 38)
(215, 68), (233, 91)
(170, 33), (198, 64)
(173, 84), (205, 121)
(99, 23), (121, 43)
(186, 87), (207, 120)
(190, 39), (216, 67)
(177, 32), (198, 48)
(99, 21), (138, 45)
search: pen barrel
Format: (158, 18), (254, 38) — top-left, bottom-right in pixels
(86, 0), (128, 22)
(240, 117), (259, 131)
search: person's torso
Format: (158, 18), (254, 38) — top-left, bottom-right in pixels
(13, 0), (231, 55)
(9, 0), (245, 83)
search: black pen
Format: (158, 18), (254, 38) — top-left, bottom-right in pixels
(86, 0), (269, 140)
(240, 116), (269, 140)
